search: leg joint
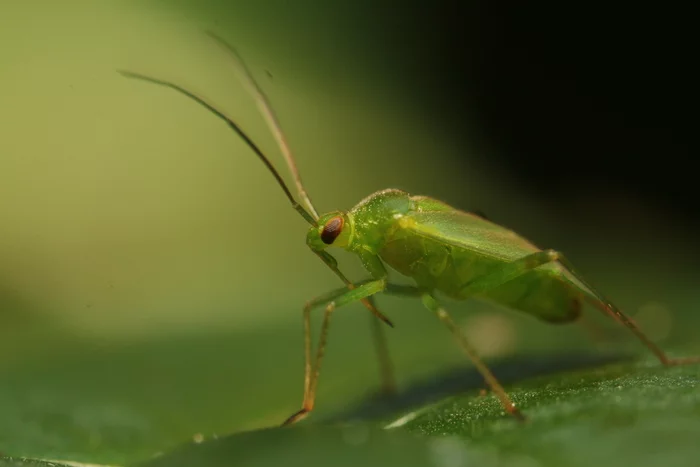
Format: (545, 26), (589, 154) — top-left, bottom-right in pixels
(543, 249), (560, 260)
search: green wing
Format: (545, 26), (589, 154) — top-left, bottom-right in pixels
(394, 210), (585, 323)
(401, 210), (541, 261)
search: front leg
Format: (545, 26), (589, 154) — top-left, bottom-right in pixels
(315, 250), (393, 326)
(282, 278), (387, 426)
(315, 250), (399, 397)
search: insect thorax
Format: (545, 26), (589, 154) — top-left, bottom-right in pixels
(347, 189), (413, 253)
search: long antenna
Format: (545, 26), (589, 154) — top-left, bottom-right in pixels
(118, 70), (316, 226)
(205, 31), (320, 221)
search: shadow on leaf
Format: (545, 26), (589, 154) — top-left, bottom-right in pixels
(331, 351), (631, 422)
(131, 425), (440, 467)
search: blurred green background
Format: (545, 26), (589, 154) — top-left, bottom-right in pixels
(0, 1), (698, 466)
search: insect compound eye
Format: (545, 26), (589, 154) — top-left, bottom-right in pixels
(320, 216), (344, 245)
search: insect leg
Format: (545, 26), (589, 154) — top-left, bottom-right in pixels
(370, 312), (397, 396)
(315, 251), (394, 326)
(282, 279), (387, 426)
(365, 283), (424, 396)
(315, 251), (398, 394)
(460, 249), (561, 295)
(282, 284), (355, 426)
(421, 293), (525, 421)
(553, 254), (700, 366)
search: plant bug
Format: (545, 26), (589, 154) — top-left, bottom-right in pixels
(120, 31), (700, 426)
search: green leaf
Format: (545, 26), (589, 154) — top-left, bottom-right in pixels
(131, 426), (437, 467)
(2, 321), (699, 467)
(390, 358), (700, 467)
(124, 354), (699, 467)
(0, 459), (71, 467)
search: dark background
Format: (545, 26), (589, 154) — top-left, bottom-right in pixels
(363, 2), (696, 227)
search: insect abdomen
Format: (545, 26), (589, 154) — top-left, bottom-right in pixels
(380, 224), (581, 323)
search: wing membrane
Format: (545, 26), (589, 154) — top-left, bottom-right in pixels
(401, 210), (541, 261)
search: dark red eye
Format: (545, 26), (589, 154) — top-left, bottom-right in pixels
(321, 216), (344, 245)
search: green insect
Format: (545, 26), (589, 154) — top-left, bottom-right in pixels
(120, 32), (699, 426)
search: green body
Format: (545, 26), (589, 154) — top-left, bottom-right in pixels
(308, 189), (584, 324)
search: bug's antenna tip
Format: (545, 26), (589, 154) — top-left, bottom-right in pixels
(118, 70), (141, 80)
(204, 29), (227, 43)
(205, 30), (243, 57)
(204, 29), (221, 44)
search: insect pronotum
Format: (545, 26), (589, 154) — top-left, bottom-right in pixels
(120, 31), (700, 426)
